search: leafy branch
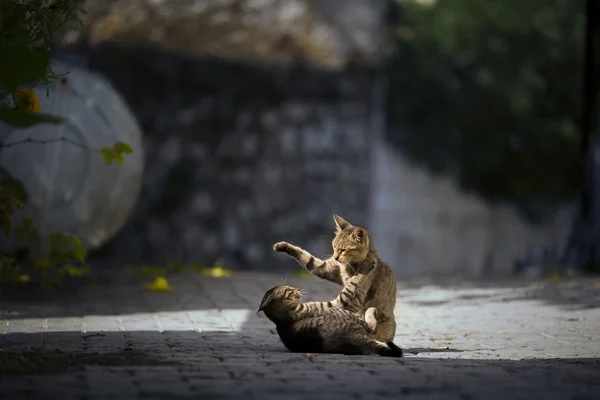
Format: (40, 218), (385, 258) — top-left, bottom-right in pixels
(0, 0), (132, 288)
(0, 136), (134, 165)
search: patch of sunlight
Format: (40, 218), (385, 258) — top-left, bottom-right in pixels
(0, 309), (254, 334)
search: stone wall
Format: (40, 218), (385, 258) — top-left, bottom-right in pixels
(369, 141), (576, 277)
(79, 47), (377, 269)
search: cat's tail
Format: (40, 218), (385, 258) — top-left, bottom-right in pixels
(368, 339), (403, 358)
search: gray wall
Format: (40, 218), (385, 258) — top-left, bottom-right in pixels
(82, 47), (379, 270)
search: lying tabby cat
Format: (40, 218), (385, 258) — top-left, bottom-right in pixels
(286, 255), (378, 331)
(258, 285), (403, 357)
(273, 214), (397, 342)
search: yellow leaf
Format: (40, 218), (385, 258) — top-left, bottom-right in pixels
(113, 142), (133, 154)
(34, 257), (52, 269)
(61, 264), (90, 277)
(295, 268), (311, 278)
(100, 148), (114, 164)
(19, 274), (30, 283)
(306, 353), (315, 360)
(146, 276), (173, 292)
(114, 153), (126, 165)
(200, 266), (232, 278)
(548, 272), (560, 281)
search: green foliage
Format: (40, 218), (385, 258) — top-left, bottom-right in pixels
(0, 1), (137, 289)
(0, 48), (50, 92)
(0, 255), (20, 284)
(48, 232), (87, 264)
(0, 0), (84, 127)
(101, 142), (134, 165)
(0, 167), (28, 203)
(387, 0), (584, 221)
(0, 108), (64, 127)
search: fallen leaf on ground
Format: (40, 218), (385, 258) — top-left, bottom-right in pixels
(200, 266), (232, 278)
(61, 264), (91, 277)
(146, 276), (173, 291)
(548, 272), (561, 281)
(306, 353), (315, 360)
(295, 268), (311, 278)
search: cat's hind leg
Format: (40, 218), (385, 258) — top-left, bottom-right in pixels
(367, 339), (403, 358)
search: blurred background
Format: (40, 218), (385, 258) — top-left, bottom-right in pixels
(0, 0), (595, 279)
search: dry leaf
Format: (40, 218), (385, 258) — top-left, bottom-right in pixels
(201, 266), (232, 278)
(147, 276), (173, 291)
(295, 268), (311, 278)
(18, 274), (30, 283)
(548, 272), (560, 281)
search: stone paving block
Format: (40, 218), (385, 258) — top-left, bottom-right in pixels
(1, 272), (599, 399)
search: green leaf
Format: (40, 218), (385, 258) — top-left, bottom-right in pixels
(34, 257), (52, 269)
(114, 153), (126, 165)
(0, 48), (50, 92)
(0, 167), (29, 202)
(49, 232), (70, 249)
(0, 109), (64, 128)
(71, 237), (86, 263)
(49, 248), (66, 264)
(10, 197), (24, 209)
(0, 256), (15, 268)
(100, 147), (114, 164)
(113, 142), (133, 154)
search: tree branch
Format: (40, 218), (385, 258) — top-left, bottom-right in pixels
(0, 136), (101, 152)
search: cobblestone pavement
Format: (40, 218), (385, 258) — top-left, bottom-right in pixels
(1, 269), (599, 399)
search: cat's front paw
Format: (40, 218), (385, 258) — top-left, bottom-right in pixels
(273, 241), (292, 253)
(365, 307), (378, 319)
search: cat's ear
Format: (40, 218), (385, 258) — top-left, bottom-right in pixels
(333, 214), (351, 232)
(258, 288), (275, 313)
(352, 228), (366, 243)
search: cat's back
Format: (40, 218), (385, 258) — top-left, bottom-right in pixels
(276, 310), (369, 354)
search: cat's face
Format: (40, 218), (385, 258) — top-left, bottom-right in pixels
(258, 285), (301, 314)
(331, 215), (370, 264)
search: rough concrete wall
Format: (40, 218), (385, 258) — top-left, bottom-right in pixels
(369, 140), (575, 277)
(84, 48), (377, 269)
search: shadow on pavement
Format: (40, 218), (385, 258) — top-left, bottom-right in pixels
(0, 330), (598, 399)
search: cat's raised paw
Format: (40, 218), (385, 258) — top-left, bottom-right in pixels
(273, 242), (291, 252)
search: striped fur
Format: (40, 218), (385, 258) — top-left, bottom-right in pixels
(258, 285), (402, 357)
(273, 214), (398, 342)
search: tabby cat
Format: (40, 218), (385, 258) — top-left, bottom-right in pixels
(258, 285), (403, 357)
(273, 214), (397, 342)
(282, 255), (378, 332)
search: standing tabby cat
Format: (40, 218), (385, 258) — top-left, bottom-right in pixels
(273, 214), (397, 342)
(258, 285), (403, 357)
